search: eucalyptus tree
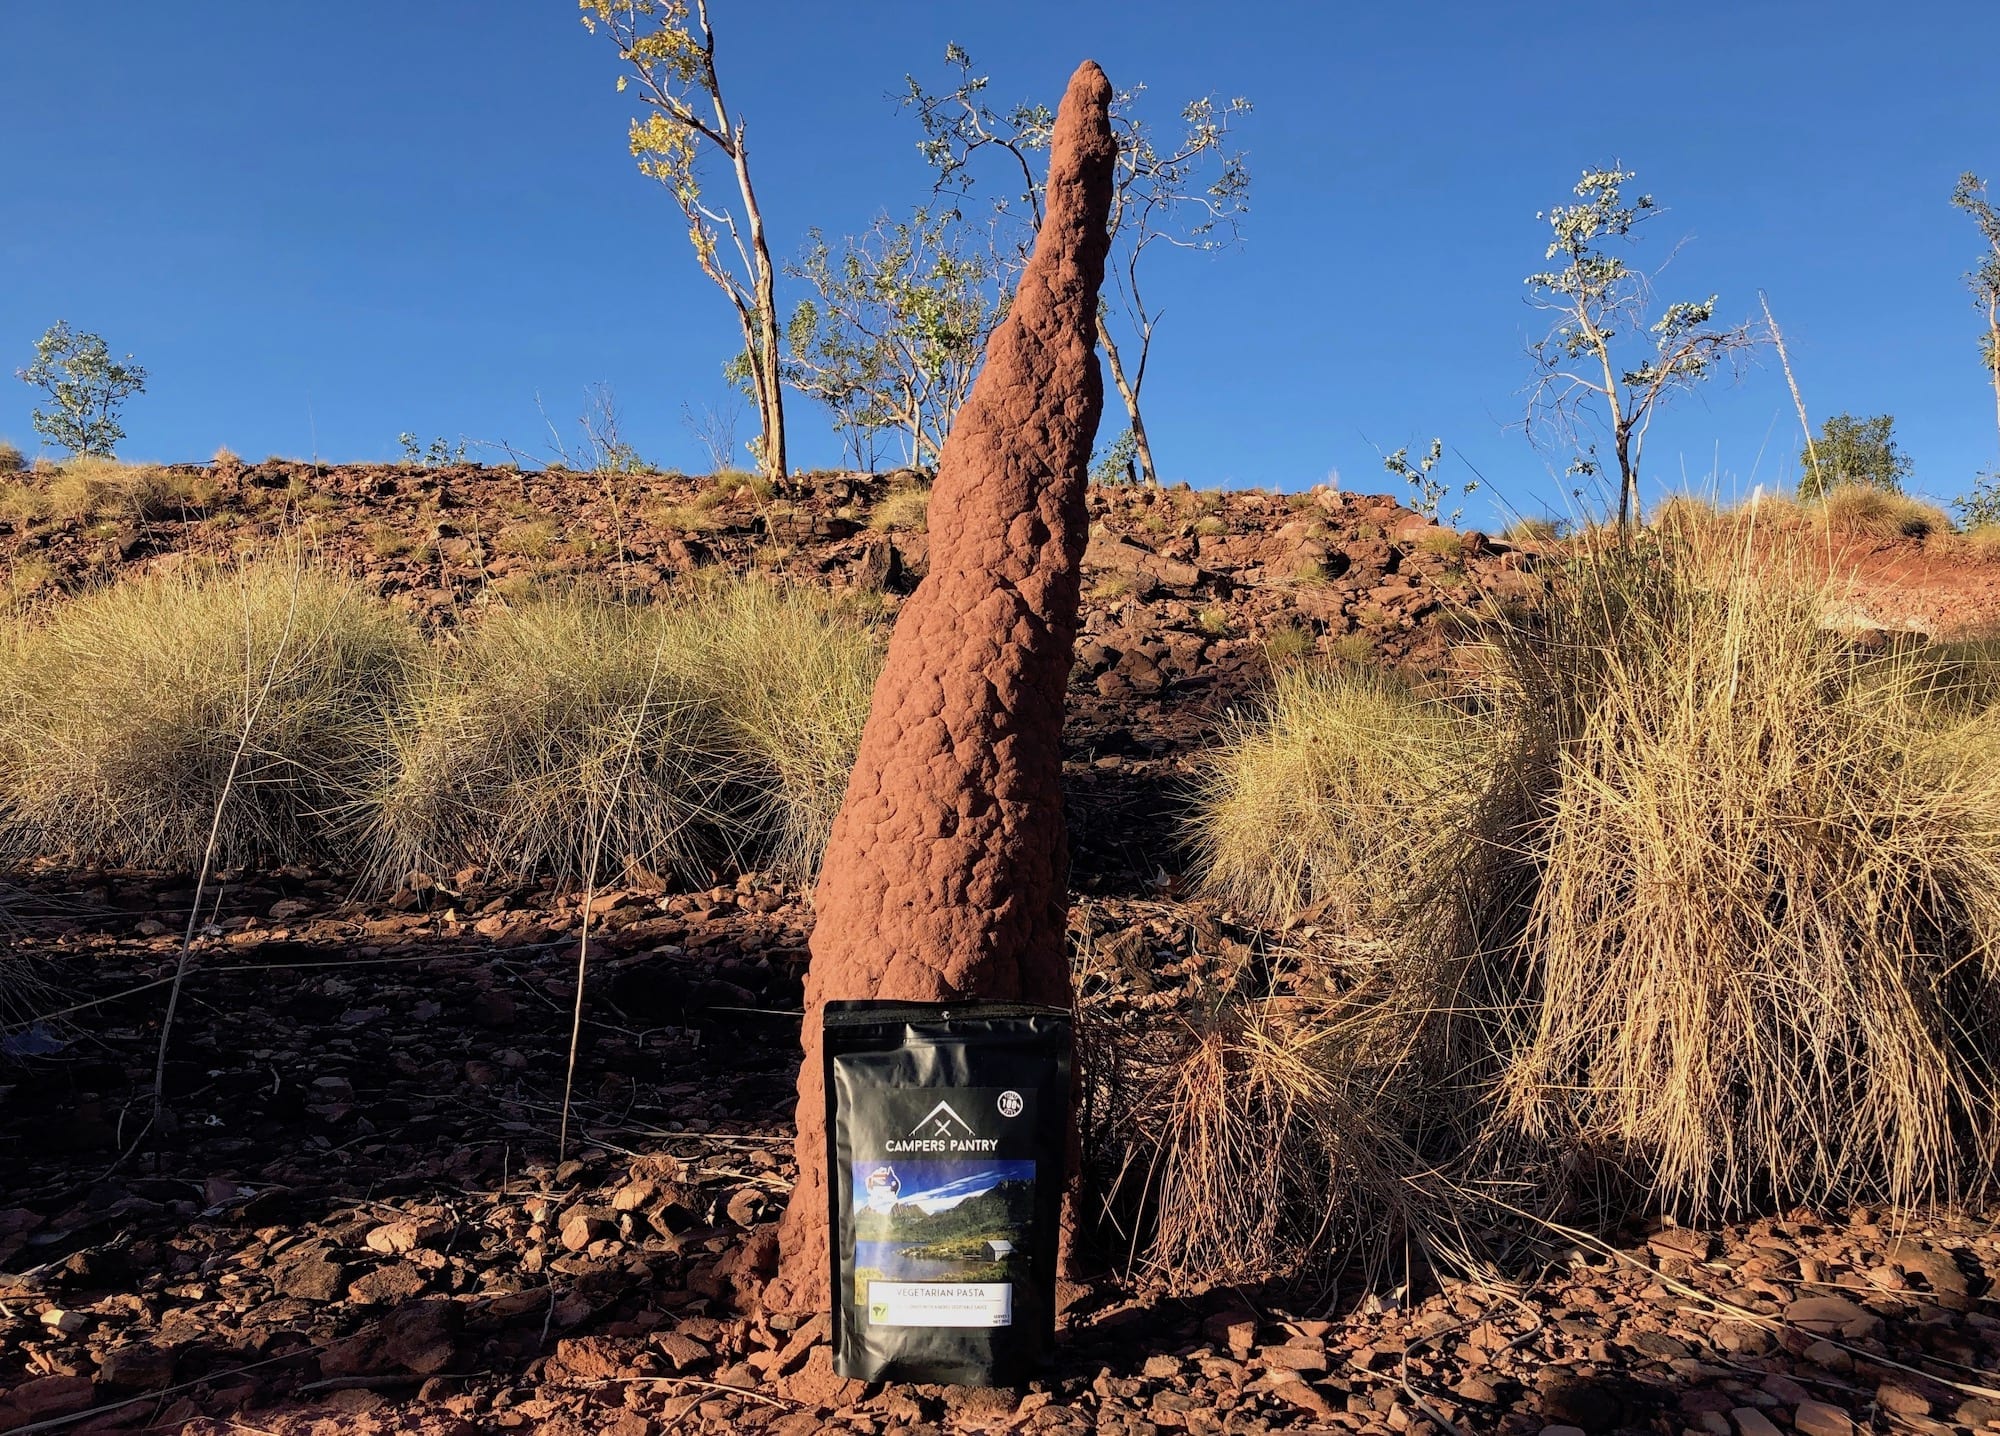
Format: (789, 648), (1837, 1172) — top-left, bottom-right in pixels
(1524, 166), (1757, 529)
(17, 321), (147, 458)
(784, 207), (1007, 470)
(579, 0), (787, 480)
(1952, 173), (2000, 458)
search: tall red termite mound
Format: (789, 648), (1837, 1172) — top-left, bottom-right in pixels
(766, 59), (1117, 1310)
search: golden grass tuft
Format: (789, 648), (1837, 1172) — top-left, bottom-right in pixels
(867, 484), (930, 533)
(1814, 484), (1950, 539)
(688, 579), (883, 879)
(368, 578), (881, 885)
(1496, 556), (2000, 1215)
(1189, 534), (2000, 1248)
(1194, 666), (1487, 928)
(0, 440), (23, 474)
(0, 561), (415, 868)
(41, 457), (211, 524)
(368, 594), (725, 886)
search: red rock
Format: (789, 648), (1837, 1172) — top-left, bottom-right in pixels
(1793, 1400), (1857, 1436)
(381, 1297), (461, 1374)
(97, 1342), (176, 1388)
(771, 58), (1117, 1306)
(347, 1262), (429, 1305)
(1783, 1296), (1883, 1339)
(653, 1331), (711, 1371)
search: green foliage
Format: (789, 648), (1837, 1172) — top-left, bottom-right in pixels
(851, 1178), (1034, 1249)
(784, 207), (1006, 470)
(398, 432), (466, 467)
(1092, 428), (1141, 485)
(15, 321), (148, 458)
(904, 45), (1252, 485)
(1955, 471), (2000, 529)
(1383, 438), (1479, 525)
(1797, 412), (1911, 498)
(1952, 173), (2000, 370)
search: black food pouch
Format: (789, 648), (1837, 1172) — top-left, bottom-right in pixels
(824, 1000), (1072, 1385)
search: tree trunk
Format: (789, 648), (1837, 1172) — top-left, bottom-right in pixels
(1615, 426), (1637, 531)
(1096, 316), (1156, 485)
(731, 133), (787, 482)
(1989, 311), (2000, 459)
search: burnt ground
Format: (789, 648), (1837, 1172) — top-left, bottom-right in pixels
(3, 465), (2000, 1435)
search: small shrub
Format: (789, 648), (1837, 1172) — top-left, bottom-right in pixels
(1193, 515), (1227, 537)
(1196, 606), (1231, 637)
(212, 445), (240, 466)
(0, 561), (415, 868)
(0, 440), (22, 474)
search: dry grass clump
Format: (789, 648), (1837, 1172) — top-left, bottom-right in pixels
(369, 579), (881, 885)
(1184, 535), (2000, 1265)
(1946, 524), (2000, 563)
(39, 457), (211, 524)
(1134, 979), (1441, 1288)
(0, 441), (23, 474)
(370, 596), (724, 886)
(1814, 484), (1950, 539)
(1194, 666), (1487, 926)
(688, 579), (883, 879)
(1498, 558), (2000, 1215)
(867, 484), (930, 533)
(1500, 515), (1568, 545)
(0, 561), (414, 868)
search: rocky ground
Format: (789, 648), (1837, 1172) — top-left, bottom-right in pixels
(4, 463), (1999, 1434)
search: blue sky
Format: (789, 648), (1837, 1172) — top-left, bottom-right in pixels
(853, 1160), (1034, 1215)
(3, 1), (1995, 527)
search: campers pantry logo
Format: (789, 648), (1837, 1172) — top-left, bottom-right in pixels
(885, 1100), (1001, 1154)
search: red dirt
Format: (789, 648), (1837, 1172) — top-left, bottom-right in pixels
(769, 60), (1117, 1309)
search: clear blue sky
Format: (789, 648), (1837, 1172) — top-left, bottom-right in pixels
(3, 1), (1996, 527)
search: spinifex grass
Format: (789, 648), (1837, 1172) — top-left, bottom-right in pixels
(1497, 549), (2000, 1216)
(0, 559), (413, 868)
(368, 578), (882, 886)
(369, 592), (729, 886)
(1175, 532), (2000, 1287)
